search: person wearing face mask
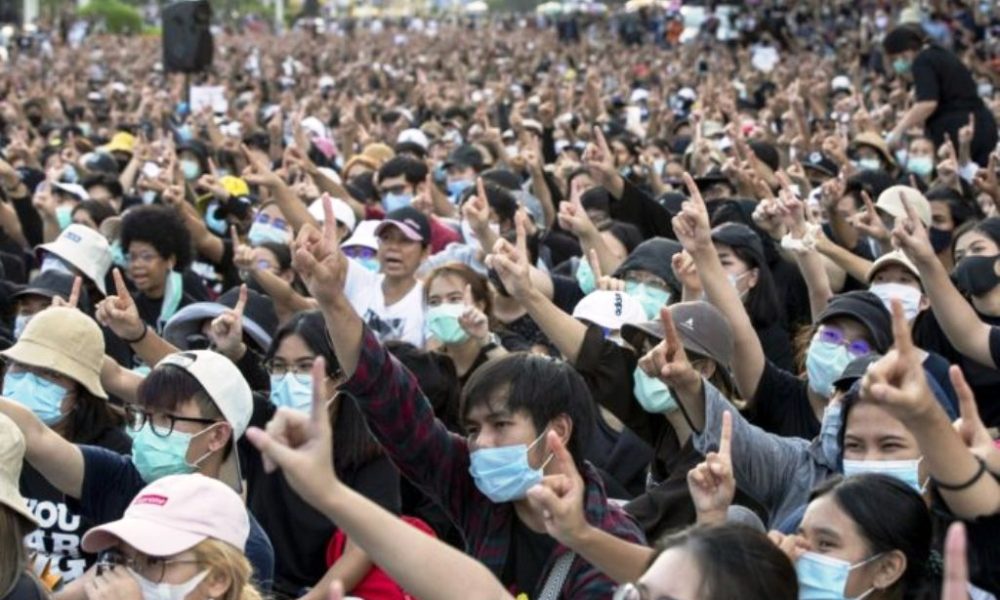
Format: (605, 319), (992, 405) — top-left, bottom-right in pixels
(423, 263), (508, 385)
(80, 474), (262, 600)
(290, 214), (645, 598)
(442, 144), (485, 203)
(246, 202), (293, 248)
(789, 474), (936, 600)
(177, 141), (208, 183)
(899, 136), (937, 182)
(924, 186), (980, 272)
(0, 307), (128, 585)
(9, 270), (88, 339)
(248, 311), (400, 600)
(340, 220), (381, 274)
(373, 156), (461, 253)
(883, 24), (998, 167)
(612, 237), (682, 320)
(848, 133), (897, 176)
(895, 212), (1000, 427)
(0, 345), (275, 587)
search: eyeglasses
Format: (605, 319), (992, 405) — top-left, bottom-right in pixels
(123, 404), (219, 438)
(817, 327), (872, 358)
(624, 272), (670, 293)
(612, 583), (649, 600)
(343, 246), (377, 260)
(126, 252), (160, 265)
(255, 213), (288, 231)
(266, 359), (315, 383)
(97, 550), (201, 583)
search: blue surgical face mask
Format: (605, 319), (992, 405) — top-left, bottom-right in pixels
(892, 58), (911, 76)
(270, 373), (313, 412)
(447, 179), (473, 201)
(625, 281), (671, 319)
(111, 240), (128, 268)
(62, 165), (79, 184)
(796, 551), (881, 600)
(130, 425), (213, 483)
(842, 458), (925, 493)
(248, 221), (291, 246)
(905, 156), (933, 178)
(55, 205), (74, 231)
(382, 192), (413, 212)
(856, 158), (882, 172)
(652, 158), (666, 177)
(358, 256), (380, 272)
(141, 189), (158, 205)
(180, 160), (201, 181)
(805, 335), (852, 398)
(469, 430), (551, 503)
(869, 283), (922, 322)
(3, 371), (66, 425)
(204, 203), (227, 235)
(575, 260), (597, 294)
(632, 368), (678, 414)
(425, 303), (469, 345)
(12, 314), (29, 339)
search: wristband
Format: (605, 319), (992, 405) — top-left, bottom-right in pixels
(123, 323), (149, 345)
(933, 457), (987, 491)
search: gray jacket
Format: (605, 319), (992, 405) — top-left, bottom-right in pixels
(690, 378), (843, 528)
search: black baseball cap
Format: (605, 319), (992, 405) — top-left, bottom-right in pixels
(711, 222), (766, 267)
(816, 291), (892, 354)
(833, 353), (883, 392)
(375, 207), (431, 245)
(802, 151), (839, 179)
(443, 144), (486, 170)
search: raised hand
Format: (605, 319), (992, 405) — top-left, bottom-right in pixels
(671, 250), (702, 297)
(209, 284), (248, 360)
(241, 143), (283, 188)
(861, 299), (938, 423)
(484, 210), (533, 299)
(83, 563), (142, 600)
(638, 307), (701, 396)
(850, 190), (890, 244)
(951, 366), (1000, 474)
(458, 284), (491, 343)
(942, 523), (968, 600)
(94, 269), (146, 342)
(246, 358), (340, 511)
(687, 411), (735, 524)
(556, 188), (597, 238)
(291, 194), (348, 306)
(671, 173), (714, 256)
(50, 276), (82, 309)
(462, 177), (492, 234)
(589, 248), (623, 292)
(525, 431), (589, 547)
(582, 126), (618, 189)
(890, 189), (937, 265)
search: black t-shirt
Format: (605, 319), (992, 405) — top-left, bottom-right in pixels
(250, 456), (400, 596)
(501, 517), (557, 597)
(912, 46), (982, 125)
(745, 360), (819, 440)
(133, 270), (208, 333)
(21, 426), (130, 584)
(757, 321), (795, 373)
(913, 310), (1000, 426)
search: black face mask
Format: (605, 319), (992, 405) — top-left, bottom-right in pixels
(952, 255), (1000, 297)
(929, 227), (953, 254)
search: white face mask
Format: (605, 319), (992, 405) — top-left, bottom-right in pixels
(869, 282), (922, 321)
(130, 568), (209, 600)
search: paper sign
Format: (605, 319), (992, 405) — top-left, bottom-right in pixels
(189, 85), (228, 114)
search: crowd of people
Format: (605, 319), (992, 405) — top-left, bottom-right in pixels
(0, 1), (999, 598)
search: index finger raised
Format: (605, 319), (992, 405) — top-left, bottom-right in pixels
(233, 283), (248, 316)
(112, 268), (132, 301)
(718, 410), (733, 459)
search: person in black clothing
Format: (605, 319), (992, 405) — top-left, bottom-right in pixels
(0, 307), (129, 585)
(247, 311), (400, 600)
(884, 24), (999, 167)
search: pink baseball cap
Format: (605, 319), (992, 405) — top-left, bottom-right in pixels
(81, 474), (250, 556)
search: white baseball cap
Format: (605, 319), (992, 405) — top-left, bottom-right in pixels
(155, 351), (253, 492)
(397, 128), (429, 150)
(82, 474), (250, 555)
(37, 224), (112, 295)
(572, 290), (647, 331)
(341, 219), (380, 251)
(51, 182), (90, 202)
(309, 197), (357, 232)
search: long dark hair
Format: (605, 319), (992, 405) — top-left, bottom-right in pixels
(809, 474), (936, 600)
(265, 311), (382, 471)
(652, 523), (797, 600)
(731, 245), (782, 330)
(63, 386), (125, 445)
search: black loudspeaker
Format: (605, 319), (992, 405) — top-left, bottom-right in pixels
(162, 1), (214, 74)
